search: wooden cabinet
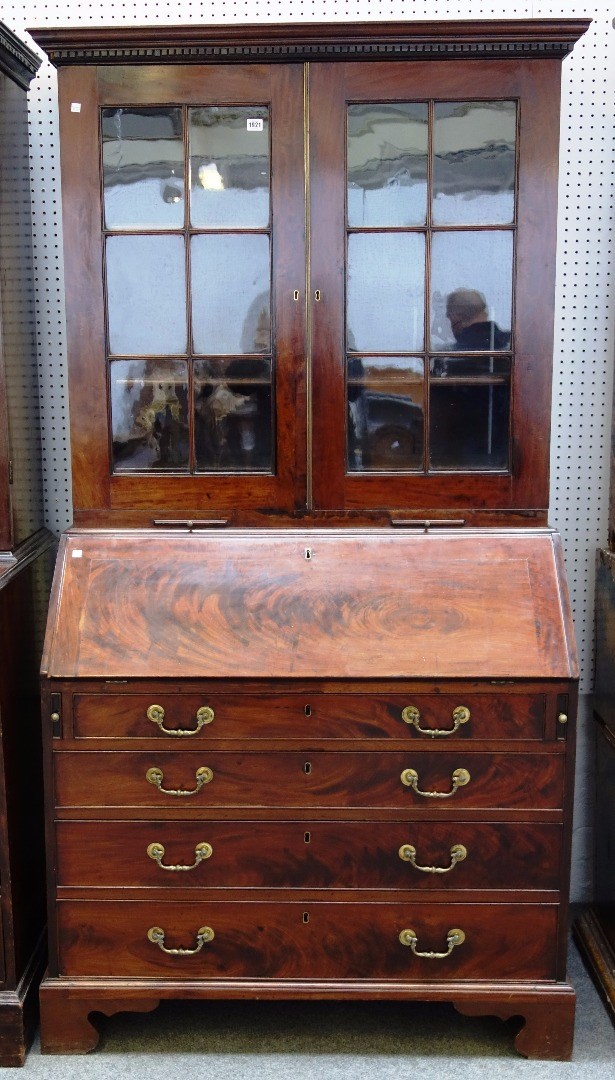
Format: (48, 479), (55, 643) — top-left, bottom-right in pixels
(0, 22), (55, 1066)
(39, 527), (578, 1058)
(29, 18), (587, 1060)
(31, 19), (588, 529)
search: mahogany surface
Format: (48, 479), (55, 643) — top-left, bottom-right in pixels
(42, 530), (577, 681)
(32, 17), (585, 1061)
(0, 21), (53, 1068)
(52, 748), (565, 810)
(25, 22), (587, 526)
(54, 818), (563, 891)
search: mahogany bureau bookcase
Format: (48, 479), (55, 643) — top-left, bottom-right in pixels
(0, 22), (55, 1066)
(29, 18), (588, 1059)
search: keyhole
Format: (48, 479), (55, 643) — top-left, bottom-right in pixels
(303, 912), (310, 923)
(304, 704), (312, 717)
(305, 548), (312, 560)
(303, 762), (312, 775)
(304, 831), (311, 844)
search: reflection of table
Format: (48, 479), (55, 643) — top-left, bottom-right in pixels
(574, 549), (615, 1023)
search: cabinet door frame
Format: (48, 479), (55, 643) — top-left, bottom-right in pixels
(58, 62), (307, 521)
(309, 59), (562, 516)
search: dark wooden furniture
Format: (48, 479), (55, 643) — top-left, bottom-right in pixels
(573, 439), (615, 1014)
(0, 23), (55, 1066)
(29, 19), (588, 1059)
(40, 528), (577, 1058)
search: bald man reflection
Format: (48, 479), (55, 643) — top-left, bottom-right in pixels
(445, 288), (510, 351)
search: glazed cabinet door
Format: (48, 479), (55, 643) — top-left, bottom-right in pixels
(59, 63), (306, 519)
(309, 60), (561, 517)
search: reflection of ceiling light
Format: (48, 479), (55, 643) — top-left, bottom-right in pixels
(198, 162), (224, 190)
(161, 184), (182, 204)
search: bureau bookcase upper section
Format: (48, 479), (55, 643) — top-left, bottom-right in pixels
(30, 20), (589, 529)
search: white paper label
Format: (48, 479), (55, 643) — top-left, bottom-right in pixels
(247, 118), (264, 131)
(70, 102), (82, 113)
(72, 549), (83, 558)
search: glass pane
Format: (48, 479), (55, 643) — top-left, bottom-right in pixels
(106, 235), (187, 355)
(347, 103), (428, 227)
(102, 108), (184, 229)
(110, 360), (189, 471)
(194, 357), (272, 472)
(433, 102), (517, 225)
(430, 232), (513, 351)
(429, 356), (511, 470)
(191, 234), (270, 355)
(348, 357), (424, 472)
(190, 107), (269, 228)
(347, 233), (425, 352)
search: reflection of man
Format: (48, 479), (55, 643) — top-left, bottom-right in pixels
(445, 288), (510, 350)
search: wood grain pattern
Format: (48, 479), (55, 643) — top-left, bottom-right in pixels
(27, 32), (587, 523)
(43, 530), (577, 680)
(54, 819), (562, 891)
(34, 19), (583, 1060)
(71, 691), (547, 741)
(453, 988), (575, 1060)
(53, 749), (564, 810)
(55, 899), (559, 981)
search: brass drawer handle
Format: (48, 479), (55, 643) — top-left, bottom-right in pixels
(146, 704), (214, 736)
(399, 927), (465, 959)
(147, 925), (214, 956)
(398, 843), (467, 874)
(147, 841), (213, 871)
(402, 705), (470, 737)
(146, 766), (213, 796)
(400, 767), (470, 798)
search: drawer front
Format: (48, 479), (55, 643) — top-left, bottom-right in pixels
(56, 899), (559, 981)
(53, 751), (565, 810)
(55, 819), (563, 891)
(72, 692), (546, 741)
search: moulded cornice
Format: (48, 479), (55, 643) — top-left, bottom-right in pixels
(27, 19), (591, 68)
(0, 21), (41, 89)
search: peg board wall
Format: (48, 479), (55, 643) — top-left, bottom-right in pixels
(6, 0), (615, 695)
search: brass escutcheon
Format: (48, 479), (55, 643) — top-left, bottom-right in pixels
(400, 767), (470, 798)
(147, 841), (213, 871)
(398, 843), (467, 874)
(399, 927), (465, 959)
(146, 703), (214, 736)
(147, 925), (214, 956)
(401, 704), (471, 737)
(146, 765), (213, 796)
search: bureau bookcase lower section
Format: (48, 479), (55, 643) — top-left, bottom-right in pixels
(40, 676), (577, 1060)
(39, 530), (578, 1059)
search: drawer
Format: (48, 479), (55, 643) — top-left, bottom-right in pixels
(56, 899), (559, 981)
(54, 750), (565, 810)
(72, 692), (547, 741)
(55, 819), (563, 891)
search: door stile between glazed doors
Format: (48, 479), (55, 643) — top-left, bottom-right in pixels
(309, 60), (561, 517)
(59, 62), (307, 522)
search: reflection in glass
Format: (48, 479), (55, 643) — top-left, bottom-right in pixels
(106, 235), (187, 355)
(110, 359), (189, 471)
(194, 358), (272, 472)
(190, 107), (269, 228)
(430, 232), (513, 351)
(347, 357), (424, 471)
(347, 103), (428, 227)
(191, 234), (270, 355)
(429, 355), (510, 470)
(347, 233), (425, 352)
(102, 108), (184, 229)
(433, 102), (517, 226)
